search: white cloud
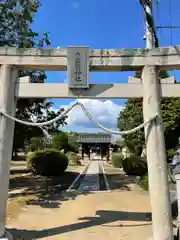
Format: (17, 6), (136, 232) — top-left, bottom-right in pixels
(59, 99), (124, 132)
(30, 99), (123, 142)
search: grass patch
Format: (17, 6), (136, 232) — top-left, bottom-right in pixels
(7, 195), (36, 223)
(136, 174), (148, 191)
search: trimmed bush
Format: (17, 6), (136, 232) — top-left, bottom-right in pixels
(122, 155), (147, 176)
(27, 148), (68, 176)
(136, 174), (148, 190)
(66, 151), (81, 165)
(111, 153), (124, 168)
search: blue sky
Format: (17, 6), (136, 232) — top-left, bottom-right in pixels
(32, 0), (180, 134)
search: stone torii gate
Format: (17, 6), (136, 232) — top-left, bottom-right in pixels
(0, 46), (180, 239)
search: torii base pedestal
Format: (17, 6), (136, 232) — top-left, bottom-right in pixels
(0, 231), (13, 240)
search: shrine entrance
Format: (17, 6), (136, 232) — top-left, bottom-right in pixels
(78, 133), (112, 161)
(0, 45), (179, 239)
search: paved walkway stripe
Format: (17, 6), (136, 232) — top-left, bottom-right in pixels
(66, 161), (90, 192)
(100, 161), (111, 192)
(78, 160), (99, 192)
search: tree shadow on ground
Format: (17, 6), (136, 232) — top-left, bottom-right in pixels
(10, 169), (30, 175)
(8, 171), (85, 208)
(106, 173), (136, 191)
(8, 168), (138, 209)
(104, 164), (137, 191)
(8, 209), (152, 239)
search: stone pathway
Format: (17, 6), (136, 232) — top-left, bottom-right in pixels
(78, 160), (99, 192)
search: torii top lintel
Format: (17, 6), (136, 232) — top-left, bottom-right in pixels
(0, 46), (179, 71)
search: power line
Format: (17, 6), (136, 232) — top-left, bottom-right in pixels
(157, 26), (180, 29)
(155, 0), (163, 45)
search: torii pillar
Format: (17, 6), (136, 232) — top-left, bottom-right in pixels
(142, 66), (173, 240)
(0, 65), (18, 239)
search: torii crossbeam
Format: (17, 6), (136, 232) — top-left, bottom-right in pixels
(0, 46), (179, 99)
(0, 45), (180, 71)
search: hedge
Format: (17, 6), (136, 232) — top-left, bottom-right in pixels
(122, 155), (147, 176)
(136, 174), (148, 190)
(66, 151), (81, 165)
(27, 148), (68, 176)
(111, 153), (124, 168)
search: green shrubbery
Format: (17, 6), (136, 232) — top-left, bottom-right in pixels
(28, 137), (45, 152)
(167, 148), (176, 160)
(66, 151), (81, 165)
(52, 133), (69, 153)
(52, 132), (79, 153)
(111, 153), (124, 168)
(136, 174), (149, 190)
(122, 155), (147, 176)
(27, 148), (68, 176)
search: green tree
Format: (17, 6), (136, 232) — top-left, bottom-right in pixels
(28, 136), (45, 152)
(116, 139), (125, 149)
(52, 132), (69, 153)
(52, 132), (79, 153)
(67, 133), (79, 153)
(118, 98), (180, 155)
(0, 1), (67, 155)
(118, 99), (144, 155)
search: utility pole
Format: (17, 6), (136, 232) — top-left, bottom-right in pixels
(141, 0), (174, 239)
(145, 1), (153, 49)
